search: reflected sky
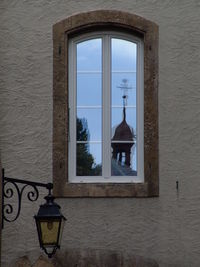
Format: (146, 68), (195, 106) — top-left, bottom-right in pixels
(77, 108), (102, 141)
(77, 39), (102, 71)
(112, 38), (137, 71)
(112, 73), (136, 106)
(89, 143), (102, 165)
(77, 73), (102, 106)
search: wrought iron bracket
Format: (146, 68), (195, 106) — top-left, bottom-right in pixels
(2, 168), (53, 229)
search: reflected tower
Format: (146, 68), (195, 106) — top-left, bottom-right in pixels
(111, 79), (135, 167)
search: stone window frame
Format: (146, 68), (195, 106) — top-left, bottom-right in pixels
(53, 10), (159, 197)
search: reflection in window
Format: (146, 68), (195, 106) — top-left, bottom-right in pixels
(111, 38), (137, 176)
(111, 79), (137, 176)
(69, 33), (143, 182)
(76, 38), (102, 176)
(76, 118), (102, 176)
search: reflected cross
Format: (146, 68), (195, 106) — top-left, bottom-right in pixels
(117, 79), (132, 107)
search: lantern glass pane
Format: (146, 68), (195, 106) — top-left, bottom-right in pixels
(40, 220), (60, 245)
(58, 218), (65, 245)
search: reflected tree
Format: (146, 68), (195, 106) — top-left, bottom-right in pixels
(77, 118), (102, 176)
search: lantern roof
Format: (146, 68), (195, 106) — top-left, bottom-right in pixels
(35, 194), (66, 219)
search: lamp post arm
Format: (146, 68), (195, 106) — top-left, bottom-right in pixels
(2, 168), (53, 228)
(4, 176), (53, 190)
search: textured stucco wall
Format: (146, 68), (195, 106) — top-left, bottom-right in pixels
(0, 0), (200, 266)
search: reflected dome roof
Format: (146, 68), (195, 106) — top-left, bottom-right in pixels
(112, 107), (134, 141)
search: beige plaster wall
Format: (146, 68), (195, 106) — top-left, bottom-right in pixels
(0, 0), (200, 266)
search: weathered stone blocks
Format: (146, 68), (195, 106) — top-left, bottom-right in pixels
(12, 249), (159, 267)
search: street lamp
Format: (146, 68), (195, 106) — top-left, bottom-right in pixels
(34, 184), (66, 258)
(2, 169), (66, 258)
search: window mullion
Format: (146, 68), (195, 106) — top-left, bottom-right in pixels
(102, 35), (111, 179)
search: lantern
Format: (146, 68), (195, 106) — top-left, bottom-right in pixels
(34, 190), (66, 258)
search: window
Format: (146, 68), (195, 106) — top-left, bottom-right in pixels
(68, 31), (144, 183)
(53, 10), (158, 197)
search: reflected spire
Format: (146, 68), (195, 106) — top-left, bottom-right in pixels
(122, 94), (126, 121)
(117, 79), (132, 121)
(111, 79), (135, 169)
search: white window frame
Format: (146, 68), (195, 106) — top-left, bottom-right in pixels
(68, 31), (144, 183)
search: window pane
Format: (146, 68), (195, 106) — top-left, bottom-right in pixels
(111, 106), (137, 176)
(111, 143), (137, 176)
(112, 38), (137, 72)
(76, 143), (102, 176)
(77, 38), (102, 71)
(111, 107), (136, 140)
(77, 109), (102, 141)
(76, 38), (102, 178)
(111, 38), (137, 177)
(77, 73), (102, 106)
(112, 74), (136, 107)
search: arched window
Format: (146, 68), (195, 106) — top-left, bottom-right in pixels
(68, 31), (144, 183)
(53, 10), (158, 197)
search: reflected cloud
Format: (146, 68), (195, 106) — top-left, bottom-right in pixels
(112, 39), (137, 60)
(77, 38), (102, 71)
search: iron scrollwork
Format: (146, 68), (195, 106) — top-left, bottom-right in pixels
(2, 169), (53, 227)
